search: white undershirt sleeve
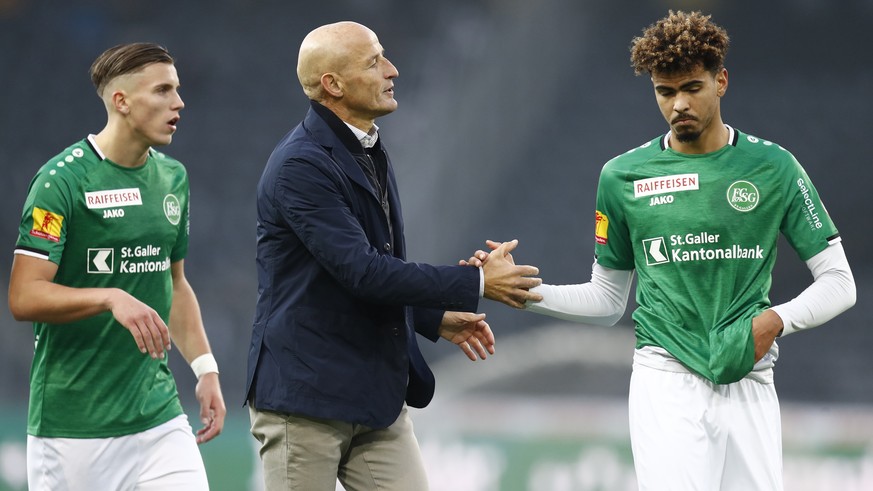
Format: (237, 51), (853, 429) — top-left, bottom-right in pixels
(770, 242), (856, 337)
(525, 259), (634, 326)
(479, 267), (484, 297)
(524, 243), (853, 335)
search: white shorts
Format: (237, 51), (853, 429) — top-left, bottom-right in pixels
(28, 414), (208, 491)
(629, 349), (783, 490)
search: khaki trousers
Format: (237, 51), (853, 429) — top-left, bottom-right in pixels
(249, 404), (429, 491)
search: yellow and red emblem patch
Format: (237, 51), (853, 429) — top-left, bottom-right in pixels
(30, 207), (64, 242)
(595, 210), (609, 245)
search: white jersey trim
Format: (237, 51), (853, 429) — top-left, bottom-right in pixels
(14, 248), (50, 260)
(86, 134), (106, 160)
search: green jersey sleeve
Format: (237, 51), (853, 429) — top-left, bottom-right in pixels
(779, 153), (839, 261)
(15, 158), (78, 264)
(594, 161), (635, 270)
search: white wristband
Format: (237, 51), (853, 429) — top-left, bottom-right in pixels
(190, 353), (219, 379)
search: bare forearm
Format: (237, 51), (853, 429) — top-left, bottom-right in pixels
(10, 254), (170, 358)
(10, 279), (119, 324)
(169, 276), (211, 363)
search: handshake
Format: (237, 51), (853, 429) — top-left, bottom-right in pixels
(436, 239), (542, 362)
(460, 239), (542, 309)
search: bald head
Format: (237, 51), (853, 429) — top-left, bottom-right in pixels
(297, 21), (377, 101)
(296, 21), (399, 129)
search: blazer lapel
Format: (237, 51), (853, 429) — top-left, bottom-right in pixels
(303, 107), (380, 201)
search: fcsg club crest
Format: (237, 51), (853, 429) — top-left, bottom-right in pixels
(726, 181), (759, 212)
(163, 194), (181, 225)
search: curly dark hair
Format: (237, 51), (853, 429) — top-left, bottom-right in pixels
(630, 10), (729, 76)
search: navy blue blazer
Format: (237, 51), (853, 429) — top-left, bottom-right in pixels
(245, 102), (480, 428)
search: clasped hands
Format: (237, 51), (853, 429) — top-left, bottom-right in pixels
(438, 239), (541, 361)
(463, 239), (542, 309)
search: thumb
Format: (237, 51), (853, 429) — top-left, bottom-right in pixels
(495, 239), (519, 256)
(485, 239), (503, 251)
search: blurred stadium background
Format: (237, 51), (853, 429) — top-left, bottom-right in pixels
(1, 0), (872, 489)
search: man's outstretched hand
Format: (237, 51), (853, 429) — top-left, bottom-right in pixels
(464, 239), (542, 309)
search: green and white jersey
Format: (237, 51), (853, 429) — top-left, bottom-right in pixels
(15, 135), (189, 438)
(594, 126), (839, 384)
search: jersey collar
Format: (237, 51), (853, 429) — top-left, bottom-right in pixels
(660, 124), (737, 151)
(86, 134), (107, 160)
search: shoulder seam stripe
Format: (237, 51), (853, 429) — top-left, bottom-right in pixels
(14, 247), (50, 260)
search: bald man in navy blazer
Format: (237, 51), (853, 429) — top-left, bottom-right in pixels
(245, 21), (542, 491)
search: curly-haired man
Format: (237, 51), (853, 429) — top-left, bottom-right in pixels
(468, 10), (856, 490)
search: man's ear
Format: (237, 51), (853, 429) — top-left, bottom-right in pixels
(321, 73), (343, 98)
(112, 90), (130, 114)
(716, 68), (728, 97)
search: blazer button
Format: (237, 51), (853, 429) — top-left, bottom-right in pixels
(383, 243), (392, 252)
(393, 327), (400, 336)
